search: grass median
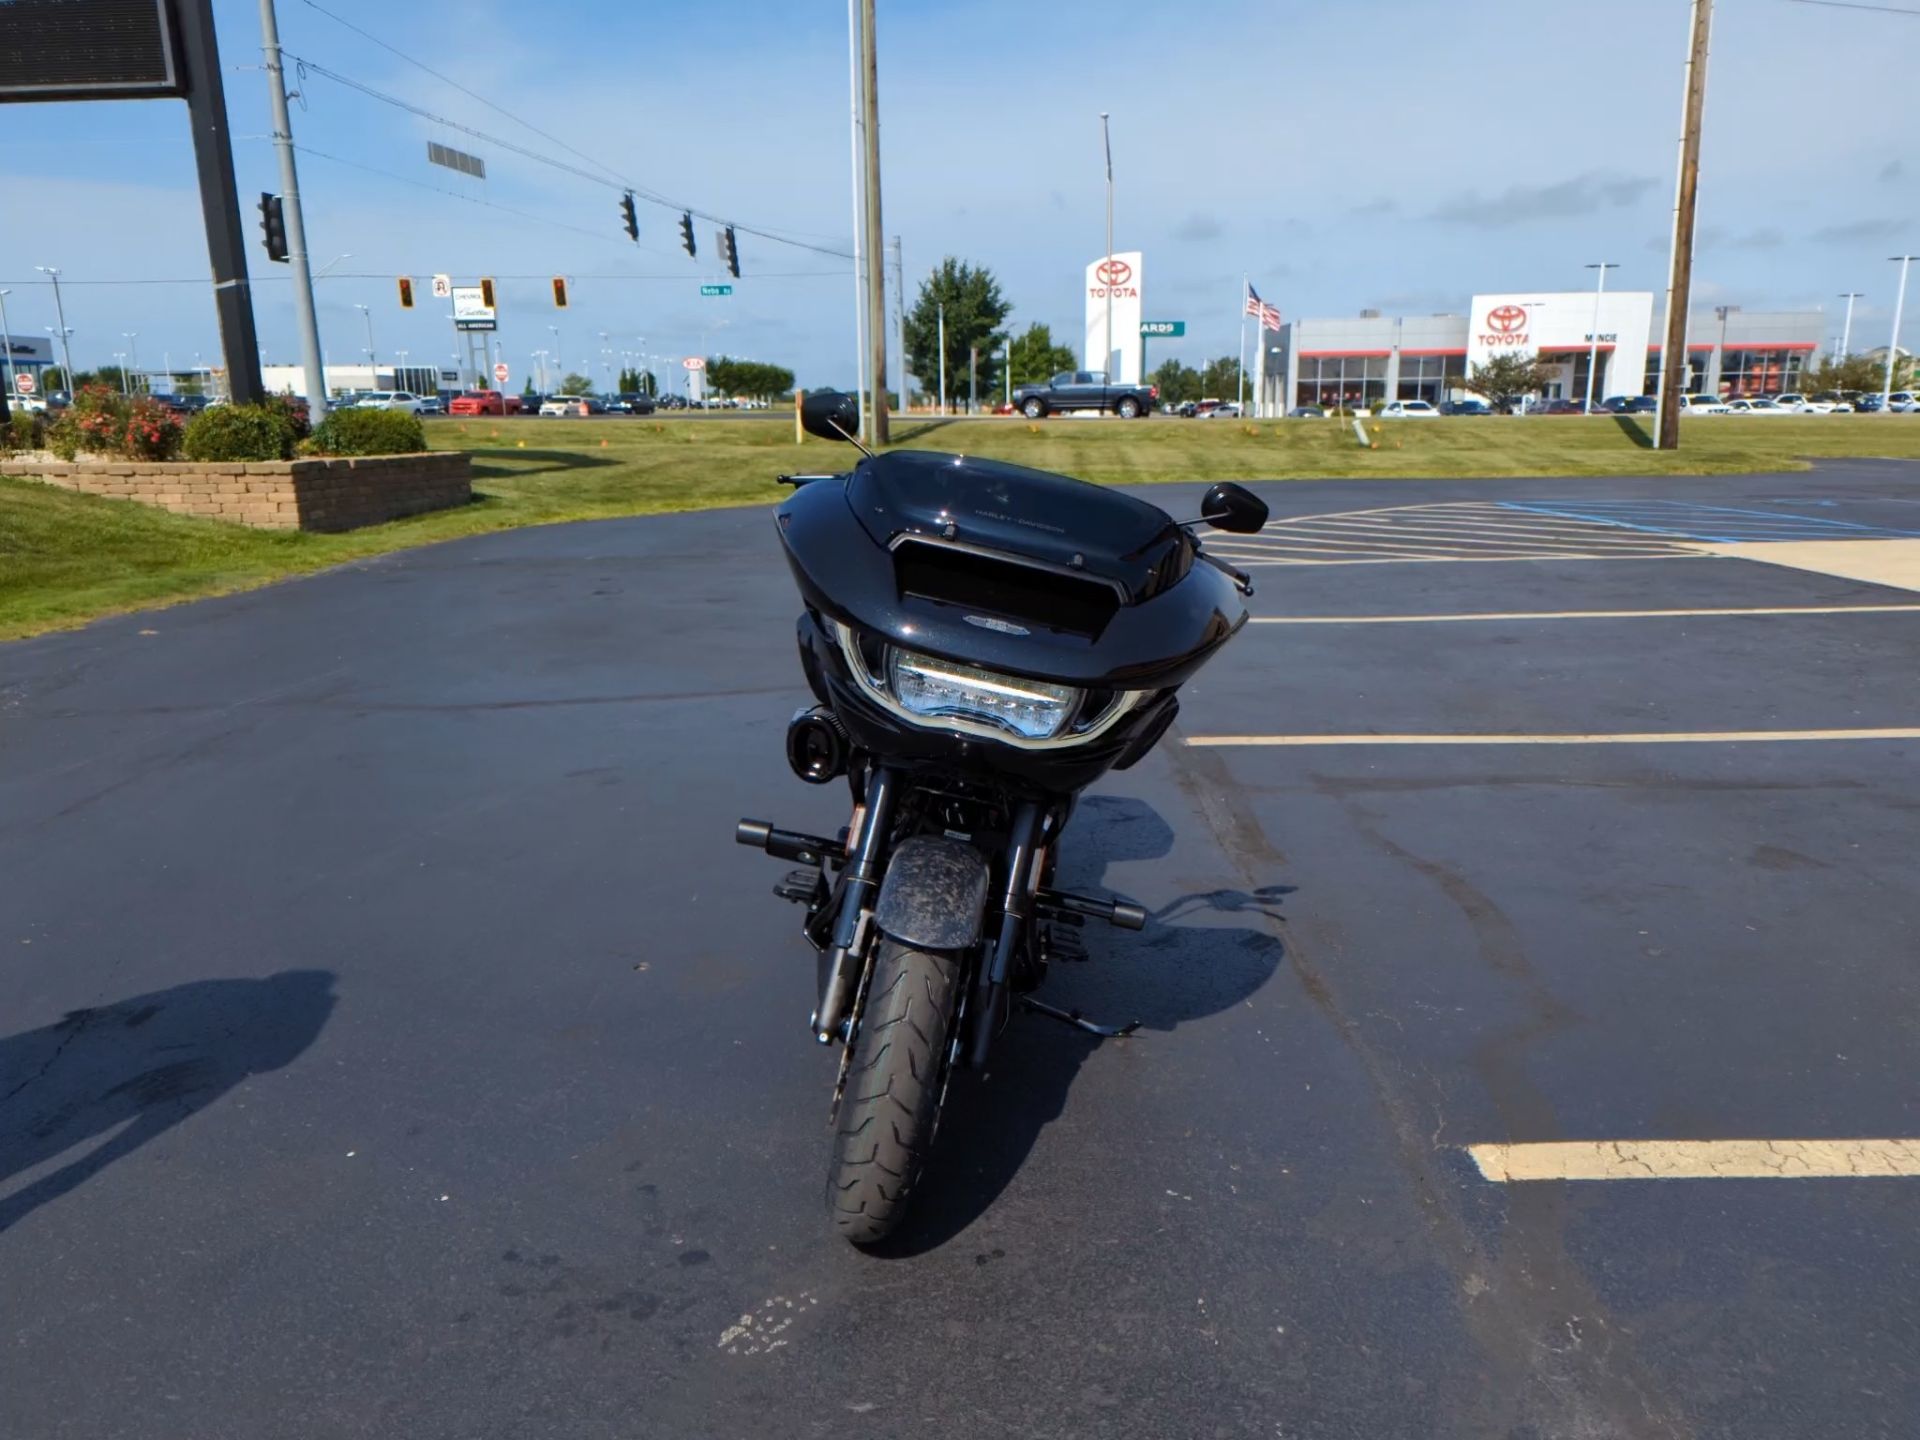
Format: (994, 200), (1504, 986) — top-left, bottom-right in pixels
(5, 412), (1919, 640)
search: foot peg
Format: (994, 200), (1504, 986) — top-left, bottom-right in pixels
(1035, 888), (1147, 931)
(773, 868), (827, 906)
(736, 819), (847, 868)
(1021, 996), (1140, 1039)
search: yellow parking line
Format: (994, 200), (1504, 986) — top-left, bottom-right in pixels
(1249, 604), (1920, 624)
(1469, 1138), (1920, 1182)
(1185, 728), (1920, 746)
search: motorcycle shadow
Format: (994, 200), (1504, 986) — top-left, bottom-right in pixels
(868, 795), (1288, 1257)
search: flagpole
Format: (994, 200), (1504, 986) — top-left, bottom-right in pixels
(1255, 310), (1267, 418)
(1238, 275), (1248, 414)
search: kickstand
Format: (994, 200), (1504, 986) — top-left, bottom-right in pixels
(1021, 996), (1140, 1039)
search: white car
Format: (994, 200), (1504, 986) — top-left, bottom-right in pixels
(1889, 391), (1918, 413)
(355, 391), (424, 414)
(1773, 392), (1835, 414)
(1724, 398), (1793, 416)
(1376, 399), (1440, 419)
(1678, 394), (1731, 415)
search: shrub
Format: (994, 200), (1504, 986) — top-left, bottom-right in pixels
(307, 406), (426, 457)
(49, 385), (128, 459)
(3, 408), (43, 454)
(182, 403), (297, 462)
(123, 395), (184, 461)
(264, 391), (311, 441)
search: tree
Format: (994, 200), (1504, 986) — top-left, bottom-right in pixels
(1006, 322), (1078, 390)
(1150, 358), (1202, 406)
(522, 374), (536, 396)
(1461, 352), (1555, 412)
(616, 366), (642, 393)
(705, 356), (795, 401)
(903, 257), (1011, 409)
(558, 372), (593, 395)
(1199, 354), (1246, 402)
(1802, 352), (1896, 396)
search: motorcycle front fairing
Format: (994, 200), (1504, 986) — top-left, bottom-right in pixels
(774, 450), (1250, 692)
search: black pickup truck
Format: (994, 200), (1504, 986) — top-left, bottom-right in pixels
(1010, 369), (1158, 419)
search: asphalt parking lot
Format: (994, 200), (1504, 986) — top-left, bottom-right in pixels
(3, 460), (1917, 1438)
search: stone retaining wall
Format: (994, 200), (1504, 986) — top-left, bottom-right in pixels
(0, 452), (472, 532)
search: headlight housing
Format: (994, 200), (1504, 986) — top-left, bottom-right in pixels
(885, 647), (1080, 741)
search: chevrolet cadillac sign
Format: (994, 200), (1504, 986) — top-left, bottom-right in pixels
(0, 0), (184, 102)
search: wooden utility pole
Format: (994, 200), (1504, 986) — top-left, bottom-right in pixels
(859, 0), (890, 444)
(1657, 0), (1713, 451)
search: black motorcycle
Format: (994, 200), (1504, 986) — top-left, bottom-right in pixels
(737, 391), (1267, 1244)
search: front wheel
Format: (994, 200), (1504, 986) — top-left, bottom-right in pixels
(1022, 397), (1047, 419)
(827, 939), (962, 1245)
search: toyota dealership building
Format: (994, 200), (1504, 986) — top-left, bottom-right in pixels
(1262, 293), (1826, 411)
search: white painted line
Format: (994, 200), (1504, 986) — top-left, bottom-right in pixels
(1468, 1138), (1920, 1182)
(1185, 728), (1920, 747)
(1249, 604), (1920, 624)
(1223, 553), (1708, 568)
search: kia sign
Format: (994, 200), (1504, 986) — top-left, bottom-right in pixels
(1084, 250), (1145, 384)
(682, 357), (705, 370)
(1467, 291), (1655, 400)
(0, 0), (182, 102)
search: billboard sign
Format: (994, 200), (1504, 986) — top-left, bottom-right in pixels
(1467, 291), (1654, 398)
(0, 0), (182, 102)
(451, 285), (496, 332)
(5, 336), (55, 364)
(1084, 251), (1144, 384)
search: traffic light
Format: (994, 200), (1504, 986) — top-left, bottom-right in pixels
(679, 211), (696, 258)
(620, 191), (639, 242)
(720, 225), (740, 279)
(551, 276), (569, 309)
(258, 192), (288, 263)
(397, 276), (414, 309)
(480, 276), (496, 310)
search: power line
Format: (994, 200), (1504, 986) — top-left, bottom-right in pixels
(1778, 0), (1920, 15)
(294, 0), (854, 260)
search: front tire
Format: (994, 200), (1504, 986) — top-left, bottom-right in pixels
(1022, 397), (1047, 419)
(827, 939), (962, 1245)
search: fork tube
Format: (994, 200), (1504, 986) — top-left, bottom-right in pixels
(814, 766), (900, 1042)
(968, 799), (1043, 1067)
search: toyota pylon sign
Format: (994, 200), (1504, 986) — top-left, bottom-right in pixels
(1083, 251), (1144, 384)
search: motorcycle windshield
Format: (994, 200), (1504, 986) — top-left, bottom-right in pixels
(845, 451), (1187, 602)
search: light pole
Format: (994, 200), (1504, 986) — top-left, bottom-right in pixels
(1715, 305), (1738, 396)
(0, 289), (15, 401)
(113, 353), (129, 394)
(123, 332), (140, 391)
(36, 266), (76, 390)
(548, 325), (562, 384)
(1885, 255), (1914, 407)
(47, 326), (73, 391)
(260, 0), (331, 420)
(1837, 291), (1863, 361)
(1100, 111), (1114, 380)
(937, 301), (947, 415)
(1582, 262), (1617, 413)
(354, 303), (376, 377)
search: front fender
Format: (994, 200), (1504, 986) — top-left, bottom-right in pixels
(873, 836), (990, 952)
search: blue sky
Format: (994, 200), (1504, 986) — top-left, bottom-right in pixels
(0, 0), (1913, 388)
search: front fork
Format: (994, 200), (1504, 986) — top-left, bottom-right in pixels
(810, 766), (900, 1044)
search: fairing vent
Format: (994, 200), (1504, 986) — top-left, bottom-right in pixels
(892, 538), (1122, 639)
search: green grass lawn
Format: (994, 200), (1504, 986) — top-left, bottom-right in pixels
(5, 412), (1919, 641)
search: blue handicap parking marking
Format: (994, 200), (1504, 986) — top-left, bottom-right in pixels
(1498, 499), (1920, 543)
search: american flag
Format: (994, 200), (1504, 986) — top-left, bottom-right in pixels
(1245, 284), (1282, 331)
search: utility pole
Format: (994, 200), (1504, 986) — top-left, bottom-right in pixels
(937, 302), (947, 415)
(1838, 292), (1863, 360)
(1885, 255), (1914, 407)
(36, 267), (77, 389)
(846, 0), (868, 437)
(0, 289), (15, 402)
(859, 0), (890, 444)
(889, 236), (905, 414)
(1656, 0), (1712, 451)
(259, 0), (329, 418)
(1582, 262), (1617, 413)
(1100, 112), (1114, 380)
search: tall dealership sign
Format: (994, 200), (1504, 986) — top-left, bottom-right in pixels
(1467, 291), (1655, 399)
(1085, 252), (1144, 384)
(0, 0), (264, 404)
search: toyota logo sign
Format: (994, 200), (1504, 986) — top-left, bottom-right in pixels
(1095, 258), (1133, 288)
(1486, 304), (1528, 334)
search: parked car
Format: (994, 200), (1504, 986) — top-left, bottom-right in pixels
(449, 390), (509, 416)
(612, 392), (657, 415)
(1853, 393), (1885, 412)
(354, 390), (424, 414)
(539, 395), (607, 417)
(1773, 392), (1843, 414)
(1724, 397), (1793, 415)
(1889, 391), (1918, 413)
(416, 394), (446, 416)
(1195, 401), (1242, 418)
(1809, 391), (1855, 413)
(1008, 369), (1158, 419)
(154, 393), (211, 418)
(1677, 393), (1731, 415)
(1532, 398), (1595, 415)
(1440, 398), (1492, 415)
(1286, 404), (1327, 418)
(1601, 395), (1657, 414)
(1375, 399), (1440, 419)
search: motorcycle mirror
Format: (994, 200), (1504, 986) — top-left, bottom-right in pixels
(1200, 482), (1269, 534)
(800, 389), (868, 451)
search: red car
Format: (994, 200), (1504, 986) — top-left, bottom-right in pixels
(448, 390), (522, 416)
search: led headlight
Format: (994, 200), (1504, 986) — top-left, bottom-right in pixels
(884, 648), (1080, 741)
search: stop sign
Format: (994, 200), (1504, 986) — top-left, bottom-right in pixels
(493, 362), (509, 384)
(15, 371), (35, 395)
